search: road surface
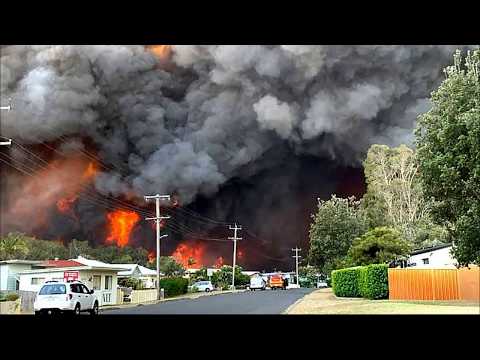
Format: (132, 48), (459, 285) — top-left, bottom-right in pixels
(102, 288), (315, 314)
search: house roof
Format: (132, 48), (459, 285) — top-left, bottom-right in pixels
(0, 260), (43, 265)
(411, 244), (452, 256)
(114, 264), (157, 277)
(40, 260), (85, 268)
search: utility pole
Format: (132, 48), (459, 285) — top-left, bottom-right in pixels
(0, 103), (12, 146)
(292, 247), (301, 286)
(228, 223), (242, 290)
(145, 194), (171, 300)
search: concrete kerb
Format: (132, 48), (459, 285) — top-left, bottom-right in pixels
(100, 289), (246, 312)
(282, 296), (306, 314)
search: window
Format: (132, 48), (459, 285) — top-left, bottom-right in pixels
(31, 278), (45, 285)
(105, 275), (112, 290)
(81, 285), (91, 294)
(70, 284), (81, 293)
(39, 284), (66, 295)
(422, 258), (430, 265)
(92, 275), (101, 290)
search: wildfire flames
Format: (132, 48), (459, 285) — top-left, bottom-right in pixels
(148, 251), (156, 263)
(148, 45), (172, 60)
(4, 156), (99, 233)
(106, 210), (140, 247)
(214, 256), (224, 268)
(172, 242), (205, 268)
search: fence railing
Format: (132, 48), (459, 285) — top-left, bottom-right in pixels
(388, 266), (479, 301)
(116, 289), (157, 305)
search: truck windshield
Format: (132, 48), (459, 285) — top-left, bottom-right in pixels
(39, 284), (66, 295)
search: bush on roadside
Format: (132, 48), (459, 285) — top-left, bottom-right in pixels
(158, 277), (189, 297)
(333, 264), (389, 299)
(360, 264), (389, 299)
(332, 267), (362, 297)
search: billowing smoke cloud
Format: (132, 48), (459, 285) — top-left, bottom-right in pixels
(0, 45), (472, 207)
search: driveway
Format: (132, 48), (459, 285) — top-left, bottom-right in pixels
(102, 288), (315, 314)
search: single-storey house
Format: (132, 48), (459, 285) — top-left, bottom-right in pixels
(408, 244), (457, 268)
(18, 256), (126, 306)
(0, 260), (42, 291)
(114, 264), (158, 289)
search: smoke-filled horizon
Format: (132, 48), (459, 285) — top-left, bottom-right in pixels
(0, 45), (473, 269)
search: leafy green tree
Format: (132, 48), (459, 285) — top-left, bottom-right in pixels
(118, 277), (144, 290)
(347, 227), (412, 266)
(190, 267), (209, 283)
(159, 256), (185, 277)
(363, 144), (432, 243)
(211, 265), (249, 289)
(308, 195), (367, 274)
(416, 49), (480, 265)
(0, 233), (30, 260)
(23, 236), (68, 260)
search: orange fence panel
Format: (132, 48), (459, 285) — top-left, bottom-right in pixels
(457, 266), (480, 301)
(388, 267), (479, 301)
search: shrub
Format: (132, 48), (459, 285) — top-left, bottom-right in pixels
(0, 293), (20, 302)
(361, 264), (389, 299)
(333, 264), (389, 299)
(158, 277), (189, 297)
(331, 267), (362, 297)
(118, 277), (144, 290)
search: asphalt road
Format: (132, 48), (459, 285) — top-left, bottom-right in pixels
(102, 288), (315, 314)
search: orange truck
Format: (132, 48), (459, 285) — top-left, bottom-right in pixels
(268, 274), (285, 290)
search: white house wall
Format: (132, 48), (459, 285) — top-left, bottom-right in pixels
(409, 247), (457, 268)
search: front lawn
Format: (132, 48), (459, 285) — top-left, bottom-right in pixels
(286, 289), (479, 314)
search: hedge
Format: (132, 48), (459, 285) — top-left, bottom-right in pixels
(158, 277), (189, 297)
(360, 264), (389, 299)
(332, 267), (362, 297)
(333, 264), (389, 300)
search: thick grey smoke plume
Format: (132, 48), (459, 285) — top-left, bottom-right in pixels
(0, 45), (469, 205)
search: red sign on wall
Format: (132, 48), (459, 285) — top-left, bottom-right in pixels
(64, 271), (79, 282)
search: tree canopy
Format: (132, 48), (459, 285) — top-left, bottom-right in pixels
(347, 227), (412, 266)
(308, 195), (367, 274)
(416, 49), (480, 265)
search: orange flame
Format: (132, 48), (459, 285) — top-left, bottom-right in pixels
(82, 162), (98, 180)
(214, 256), (224, 268)
(106, 210), (140, 247)
(4, 156), (98, 232)
(172, 242), (205, 268)
(56, 194), (79, 220)
(148, 251), (156, 263)
(148, 45), (172, 61)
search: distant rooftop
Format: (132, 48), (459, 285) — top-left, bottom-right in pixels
(0, 260), (43, 265)
(39, 259), (86, 268)
(411, 243), (452, 256)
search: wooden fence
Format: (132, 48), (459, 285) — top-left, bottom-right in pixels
(388, 267), (480, 301)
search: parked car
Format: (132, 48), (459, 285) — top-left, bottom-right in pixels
(34, 280), (99, 315)
(249, 275), (266, 291)
(191, 281), (214, 292)
(316, 281), (328, 288)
